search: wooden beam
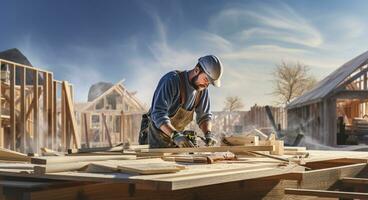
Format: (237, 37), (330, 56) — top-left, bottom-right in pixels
(53, 80), (57, 150)
(47, 73), (54, 149)
(0, 147), (31, 162)
(43, 72), (49, 149)
(120, 111), (124, 142)
(102, 113), (113, 147)
(9, 64), (16, 150)
(62, 81), (81, 149)
(68, 146), (124, 154)
(140, 145), (274, 153)
(334, 90), (368, 99)
(34, 162), (90, 174)
(20, 67), (26, 153)
(336, 64), (368, 91)
(33, 70), (39, 153)
(31, 155), (136, 165)
(83, 113), (90, 148)
(341, 177), (368, 185)
(285, 188), (368, 199)
(25, 88), (42, 123)
(61, 84), (66, 149)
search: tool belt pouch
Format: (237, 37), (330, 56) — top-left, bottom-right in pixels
(138, 113), (150, 145)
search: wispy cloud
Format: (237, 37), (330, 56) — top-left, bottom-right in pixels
(210, 2), (323, 48)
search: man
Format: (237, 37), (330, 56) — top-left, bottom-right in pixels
(139, 55), (223, 148)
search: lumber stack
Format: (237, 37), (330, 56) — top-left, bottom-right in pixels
(0, 138), (296, 177)
(222, 132), (285, 155)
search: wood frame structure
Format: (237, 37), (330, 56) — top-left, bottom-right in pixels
(0, 59), (79, 153)
(75, 81), (146, 147)
(287, 50), (368, 146)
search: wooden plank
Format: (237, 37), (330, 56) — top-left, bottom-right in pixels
(222, 135), (259, 146)
(120, 111), (124, 142)
(34, 162), (90, 174)
(0, 147), (30, 162)
(141, 145), (274, 153)
(20, 67), (26, 153)
(285, 188), (368, 199)
(118, 163), (185, 175)
(341, 177), (368, 185)
(43, 72), (49, 149)
(61, 84), (66, 149)
(47, 73), (54, 149)
(102, 113), (113, 147)
(33, 70), (39, 153)
(25, 88), (42, 124)
(83, 113), (90, 148)
(284, 147), (307, 151)
(41, 147), (63, 156)
(62, 81), (81, 148)
(52, 81), (57, 150)
(31, 155), (136, 165)
(0, 163), (33, 169)
(86, 158), (176, 173)
(9, 64), (16, 150)
(68, 146), (124, 154)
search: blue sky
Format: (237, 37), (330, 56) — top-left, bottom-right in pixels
(1, 0), (368, 110)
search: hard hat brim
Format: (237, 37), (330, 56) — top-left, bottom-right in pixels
(213, 79), (221, 87)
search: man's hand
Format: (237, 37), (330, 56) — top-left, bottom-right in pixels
(204, 131), (217, 146)
(171, 131), (195, 148)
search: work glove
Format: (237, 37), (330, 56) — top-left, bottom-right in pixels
(204, 131), (217, 146)
(171, 131), (195, 148)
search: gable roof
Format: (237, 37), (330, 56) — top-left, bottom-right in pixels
(0, 48), (33, 66)
(287, 50), (368, 109)
(77, 80), (146, 111)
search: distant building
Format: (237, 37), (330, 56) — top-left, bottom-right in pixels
(287, 50), (368, 146)
(75, 80), (147, 147)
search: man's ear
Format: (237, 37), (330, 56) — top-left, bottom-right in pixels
(195, 65), (200, 74)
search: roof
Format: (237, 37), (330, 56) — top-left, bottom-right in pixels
(88, 82), (114, 102)
(287, 50), (368, 109)
(76, 80), (146, 112)
(0, 48), (33, 66)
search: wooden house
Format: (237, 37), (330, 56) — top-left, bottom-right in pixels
(287, 50), (368, 146)
(75, 80), (147, 147)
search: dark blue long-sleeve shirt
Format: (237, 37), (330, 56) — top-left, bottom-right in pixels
(150, 70), (212, 129)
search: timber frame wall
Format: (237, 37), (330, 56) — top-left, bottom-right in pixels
(79, 111), (143, 147)
(0, 59), (79, 153)
(75, 82), (146, 147)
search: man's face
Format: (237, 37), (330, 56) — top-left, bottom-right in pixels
(191, 70), (210, 91)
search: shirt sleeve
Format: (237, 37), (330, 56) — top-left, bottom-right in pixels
(195, 89), (212, 125)
(150, 73), (179, 128)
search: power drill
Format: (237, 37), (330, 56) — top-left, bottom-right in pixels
(182, 130), (206, 147)
(181, 130), (199, 147)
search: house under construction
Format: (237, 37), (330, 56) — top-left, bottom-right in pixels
(75, 80), (146, 148)
(0, 49), (78, 153)
(0, 49), (367, 200)
(288, 50), (368, 146)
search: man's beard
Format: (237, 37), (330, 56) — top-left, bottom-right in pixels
(190, 74), (206, 91)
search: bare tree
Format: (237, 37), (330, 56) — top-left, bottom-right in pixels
(223, 96), (244, 112)
(223, 96), (244, 132)
(272, 61), (317, 105)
